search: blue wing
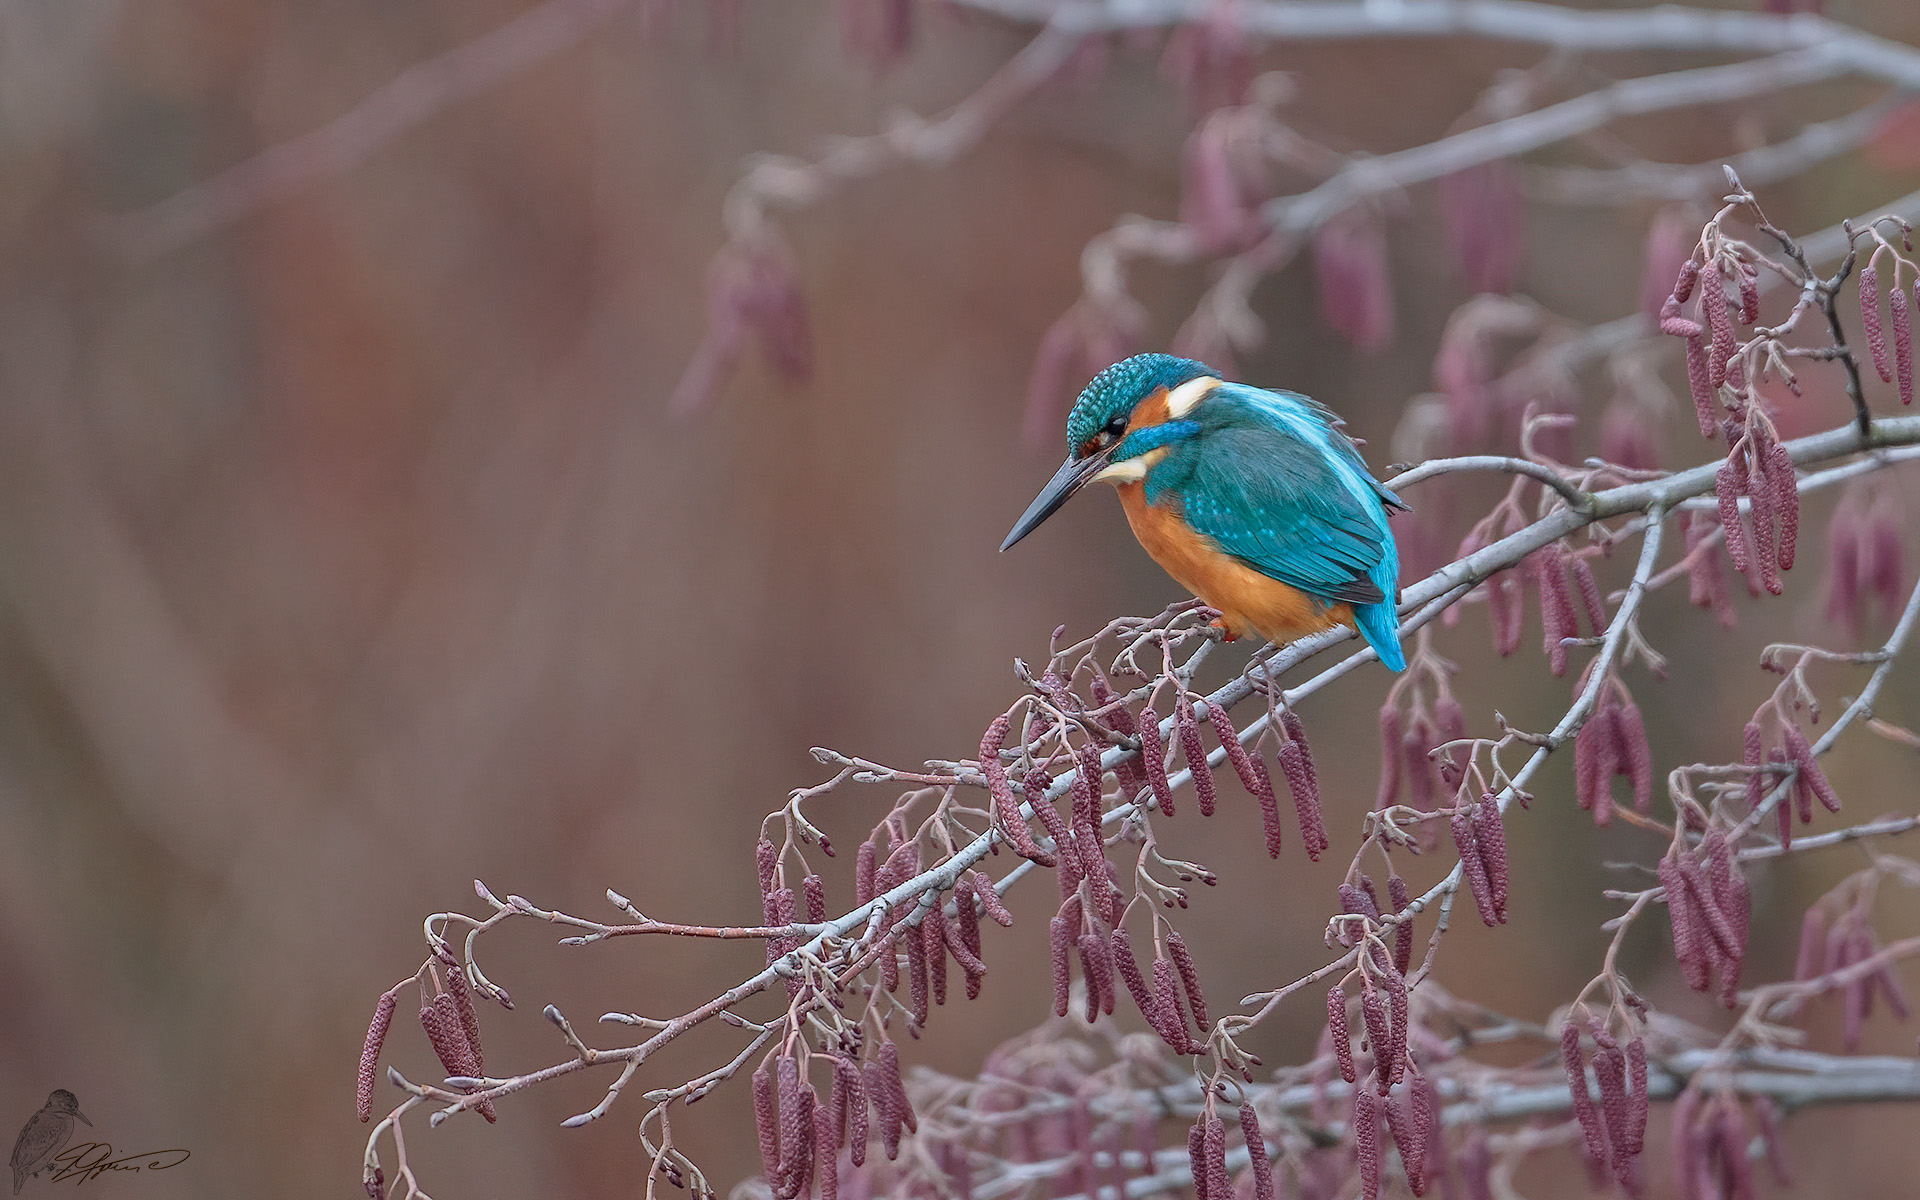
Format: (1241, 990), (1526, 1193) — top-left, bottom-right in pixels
(1145, 383), (1406, 666)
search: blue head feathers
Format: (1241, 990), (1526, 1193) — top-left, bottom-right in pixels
(1064, 354), (1213, 454)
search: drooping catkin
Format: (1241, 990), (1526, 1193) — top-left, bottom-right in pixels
(1353, 1088), (1383, 1200)
(1327, 986), (1356, 1083)
(1137, 702), (1176, 816)
(1894, 283), (1914, 406)
(1166, 931), (1209, 1030)
(1561, 1023), (1606, 1166)
(357, 993), (397, 1123)
(1110, 925), (1156, 1021)
(1048, 913), (1074, 1018)
(1862, 264), (1893, 382)
(1207, 701), (1264, 799)
(1280, 710), (1329, 859)
(1176, 697), (1217, 816)
(1240, 1103), (1275, 1200)
(1388, 875), (1414, 975)
(982, 713), (1054, 866)
(753, 1059), (781, 1184)
(1077, 930), (1115, 1019)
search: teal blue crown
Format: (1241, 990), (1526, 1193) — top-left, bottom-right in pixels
(1065, 354), (1214, 452)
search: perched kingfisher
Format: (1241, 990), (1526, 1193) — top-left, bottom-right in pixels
(11, 1090), (90, 1194)
(1001, 354), (1407, 671)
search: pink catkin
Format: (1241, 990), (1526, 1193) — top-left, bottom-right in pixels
(1781, 723), (1840, 811)
(1767, 443), (1799, 571)
(1402, 717), (1436, 814)
(1353, 1089), (1383, 1200)
(1091, 673), (1148, 801)
(1280, 710), (1329, 859)
(842, 1059), (869, 1167)
(774, 1058), (806, 1193)
(1861, 264), (1893, 382)
(1203, 1113), (1231, 1200)
(1716, 457), (1752, 573)
(1189, 1120), (1211, 1200)
(1892, 283), (1914, 406)
(1591, 1045), (1631, 1177)
(1474, 793), (1509, 920)
(1561, 1024), (1607, 1165)
(1359, 985), (1390, 1075)
(982, 714), (1054, 866)
(803, 874), (827, 924)
(970, 871), (1014, 927)
(1026, 774), (1073, 866)
(1535, 545), (1578, 676)
(1612, 703), (1654, 812)
(1137, 704), (1176, 816)
(1381, 966), (1409, 1088)
(1739, 262), (1761, 325)
(1623, 1038), (1650, 1157)
(1240, 1104), (1275, 1200)
(1110, 925), (1156, 1020)
(1570, 557), (1607, 634)
(1701, 264), (1734, 388)
(1328, 987), (1357, 1083)
(357, 993), (397, 1122)
(1176, 699), (1217, 816)
(814, 1100), (839, 1200)
(1153, 956), (1201, 1054)
(753, 1060), (782, 1184)
(1252, 755), (1285, 858)
(1672, 257), (1702, 304)
(1684, 332), (1717, 437)
(1167, 931), (1210, 1030)
(1388, 875), (1415, 974)
(757, 837), (779, 900)
(1383, 1092), (1418, 1191)
(442, 961), (483, 1073)
(1574, 707), (1618, 826)
(1749, 447), (1783, 596)
(1076, 931), (1111, 1021)
(1049, 914), (1074, 1018)
(905, 918), (929, 1026)
(1451, 809), (1497, 926)
(1207, 702), (1264, 799)
(1743, 720), (1767, 813)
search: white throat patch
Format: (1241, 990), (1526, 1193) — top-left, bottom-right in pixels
(1092, 446), (1168, 484)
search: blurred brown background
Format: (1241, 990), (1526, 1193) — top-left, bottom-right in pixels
(1, 2), (1916, 1197)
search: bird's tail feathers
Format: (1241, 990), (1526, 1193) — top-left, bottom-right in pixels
(1354, 600), (1406, 672)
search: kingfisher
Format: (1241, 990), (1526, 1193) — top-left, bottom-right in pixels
(1000, 353), (1407, 671)
(11, 1090), (90, 1194)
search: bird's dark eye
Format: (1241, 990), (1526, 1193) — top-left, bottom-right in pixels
(1104, 415), (1128, 436)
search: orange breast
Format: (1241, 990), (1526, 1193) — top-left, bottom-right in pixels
(1116, 482), (1353, 646)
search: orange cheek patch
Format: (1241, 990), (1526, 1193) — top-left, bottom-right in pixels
(1117, 484), (1351, 646)
(1125, 388), (1174, 434)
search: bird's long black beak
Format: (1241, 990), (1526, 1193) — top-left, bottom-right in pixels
(74, 1108), (91, 1127)
(1000, 451), (1108, 551)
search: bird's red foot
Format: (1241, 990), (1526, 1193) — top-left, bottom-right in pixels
(1207, 616), (1240, 642)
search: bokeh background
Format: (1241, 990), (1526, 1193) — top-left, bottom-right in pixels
(1, 2), (1916, 1197)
